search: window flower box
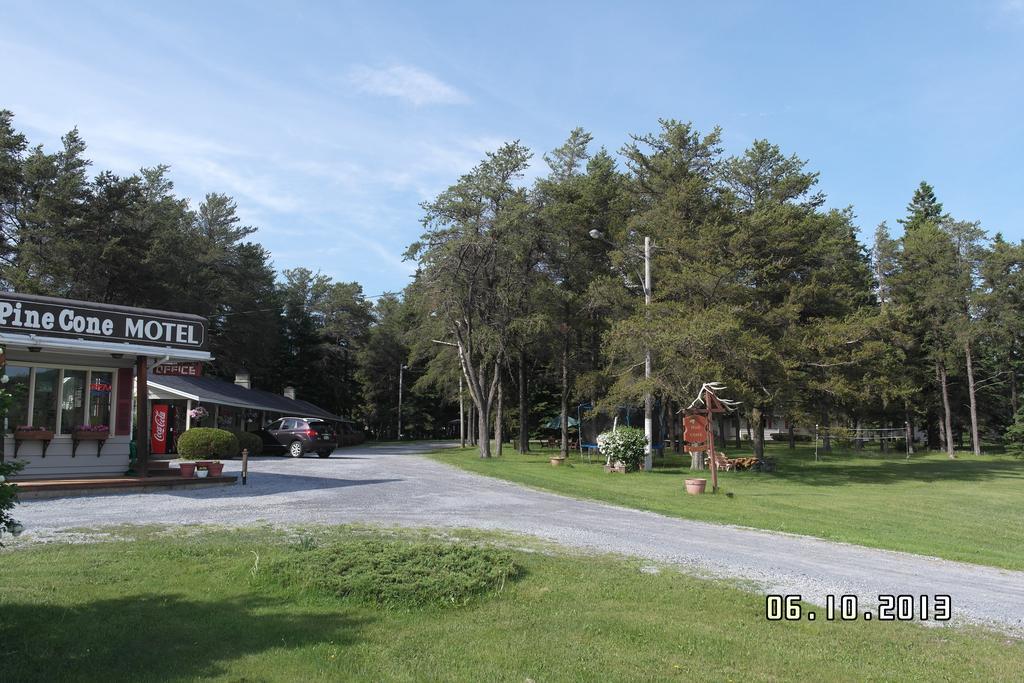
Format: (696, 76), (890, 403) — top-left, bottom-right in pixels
(13, 427), (55, 458)
(72, 426), (109, 458)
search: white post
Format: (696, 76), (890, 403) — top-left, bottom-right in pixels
(185, 399), (192, 431)
(643, 235), (653, 472)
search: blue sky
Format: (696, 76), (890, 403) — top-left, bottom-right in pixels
(3, 1), (1023, 296)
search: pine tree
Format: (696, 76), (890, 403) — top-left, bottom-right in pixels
(898, 181), (945, 233)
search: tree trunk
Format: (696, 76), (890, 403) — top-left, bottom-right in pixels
(938, 360), (955, 459)
(964, 341), (981, 457)
(477, 404), (491, 458)
(560, 334), (569, 459)
(787, 422), (796, 449)
(690, 441), (704, 470)
(657, 400), (668, 458)
(734, 414), (741, 449)
(854, 417), (863, 450)
(752, 406), (766, 461)
(1011, 367), (1019, 418)
(671, 402), (681, 454)
(495, 378), (503, 457)
(518, 349), (529, 453)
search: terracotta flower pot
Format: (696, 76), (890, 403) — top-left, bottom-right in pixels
(207, 462), (224, 477)
(685, 478), (707, 495)
(179, 462), (196, 478)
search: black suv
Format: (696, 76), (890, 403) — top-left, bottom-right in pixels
(259, 417), (338, 458)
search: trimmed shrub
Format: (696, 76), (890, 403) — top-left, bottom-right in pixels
(597, 427), (647, 472)
(177, 428), (238, 461)
(264, 537), (521, 609)
(231, 430), (263, 456)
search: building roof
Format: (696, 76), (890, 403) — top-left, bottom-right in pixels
(146, 373), (349, 422)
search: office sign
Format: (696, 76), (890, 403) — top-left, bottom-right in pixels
(0, 292), (206, 351)
(152, 362), (203, 377)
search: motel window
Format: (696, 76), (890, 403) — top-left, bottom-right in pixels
(32, 367), (60, 432)
(5, 365), (31, 432)
(6, 364), (117, 435)
(88, 371), (113, 428)
(60, 370), (87, 435)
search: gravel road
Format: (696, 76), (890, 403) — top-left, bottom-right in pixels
(14, 442), (1024, 634)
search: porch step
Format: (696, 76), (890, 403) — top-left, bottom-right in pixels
(146, 460), (174, 475)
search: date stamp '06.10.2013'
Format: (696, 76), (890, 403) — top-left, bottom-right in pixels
(765, 594), (952, 622)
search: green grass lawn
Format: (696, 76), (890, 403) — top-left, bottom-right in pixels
(429, 442), (1024, 570)
(1, 526), (1021, 681)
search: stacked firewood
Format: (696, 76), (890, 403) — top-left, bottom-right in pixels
(730, 457), (760, 471)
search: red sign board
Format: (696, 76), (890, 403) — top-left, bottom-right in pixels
(683, 414), (709, 441)
(152, 362), (203, 377)
(151, 404), (169, 454)
(683, 414), (709, 453)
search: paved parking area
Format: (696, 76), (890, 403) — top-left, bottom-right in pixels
(14, 441), (1024, 633)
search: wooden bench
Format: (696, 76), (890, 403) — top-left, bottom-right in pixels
(707, 450), (736, 471)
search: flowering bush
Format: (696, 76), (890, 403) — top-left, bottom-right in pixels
(14, 425), (45, 432)
(188, 406), (209, 420)
(74, 424), (109, 433)
(597, 427), (647, 472)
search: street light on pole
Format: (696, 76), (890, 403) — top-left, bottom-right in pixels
(590, 229), (654, 472)
(431, 339), (465, 447)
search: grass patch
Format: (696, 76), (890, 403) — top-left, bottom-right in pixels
(430, 443), (1024, 570)
(264, 536), (522, 608)
(1, 526), (1022, 681)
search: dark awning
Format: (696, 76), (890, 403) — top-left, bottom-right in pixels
(147, 373), (349, 422)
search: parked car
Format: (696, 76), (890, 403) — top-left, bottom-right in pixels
(258, 417), (338, 458)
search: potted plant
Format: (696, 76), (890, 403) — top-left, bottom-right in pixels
(596, 427), (647, 473)
(685, 478), (707, 495)
(188, 405), (209, 423)
(13, 425), (55, 457)
(176, 427), (238, 479)
(13, 424), (54, 441)
(71, 424), (109, 457)
(72, 424), (109, 440)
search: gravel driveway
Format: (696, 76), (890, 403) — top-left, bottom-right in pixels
(14, 442), (1024, 634)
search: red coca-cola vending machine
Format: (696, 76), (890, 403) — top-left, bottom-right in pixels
(151, 404), (169, 455)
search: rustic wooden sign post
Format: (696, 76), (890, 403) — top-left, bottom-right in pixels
(683, 384), (737, 493)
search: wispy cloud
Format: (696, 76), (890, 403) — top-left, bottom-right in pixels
(345, 64), (469, 106)
(999, 0), (1024, 21)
